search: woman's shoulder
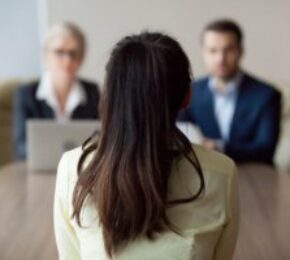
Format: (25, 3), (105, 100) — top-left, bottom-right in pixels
(78, 79), (100, 105)
(57, 145), (95, 184)
(58, 146), (84, 179)
(16, 80), (39, 97)
(59, 143), (236, 174)
(61, 145), (84, 162)
(79, 78), (99, 93)
(192, 144), (236, 177)
(58, 144), (237, 184)
(14, 81), (41, 109)
(169, 144), (237, 200)
(55, 146), (86, 203)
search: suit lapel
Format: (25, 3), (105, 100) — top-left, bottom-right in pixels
(37, 100), (54, 118)
(72, 104), (87, 119)
(229, 75), (249, 140)
(201, 79), (222, 139)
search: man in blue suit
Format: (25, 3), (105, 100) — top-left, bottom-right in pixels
(179, 19), (281, 165)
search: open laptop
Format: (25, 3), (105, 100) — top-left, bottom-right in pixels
(27, 120), (101, 171)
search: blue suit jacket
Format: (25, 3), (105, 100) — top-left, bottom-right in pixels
(179, 73), (282, 165)
(13, 79), (100, 160)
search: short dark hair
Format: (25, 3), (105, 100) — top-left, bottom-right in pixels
(202, 19), (243, 46)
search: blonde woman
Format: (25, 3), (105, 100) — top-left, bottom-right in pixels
(14, 22), (100, 159)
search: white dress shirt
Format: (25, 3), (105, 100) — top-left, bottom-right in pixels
(208, 72), (243, 144)
(36, 72), (87, 122)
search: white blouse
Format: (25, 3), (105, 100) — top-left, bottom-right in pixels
(54, 144), (239, 260)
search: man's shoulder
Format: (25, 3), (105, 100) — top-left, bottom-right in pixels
(193, 76), (209, 88)
(242, 72), (281, 98)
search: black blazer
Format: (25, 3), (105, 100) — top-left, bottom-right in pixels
(13, 79), (100, 160)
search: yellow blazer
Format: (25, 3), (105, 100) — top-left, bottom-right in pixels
(54, 144), (239, 260)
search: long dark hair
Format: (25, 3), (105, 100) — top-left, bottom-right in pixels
(72, 32), (205, 257)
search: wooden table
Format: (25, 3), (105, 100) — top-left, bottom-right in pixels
(0, 162), (290, 260)
(0, 163), (57, 260)
(234, 164), (290, 260)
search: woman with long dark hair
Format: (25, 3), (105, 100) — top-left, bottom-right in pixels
(54, 32), (239, 260)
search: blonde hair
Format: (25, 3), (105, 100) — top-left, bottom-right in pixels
(43, 22), (86, 59)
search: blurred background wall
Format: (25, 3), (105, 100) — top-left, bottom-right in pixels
(0, 0), (41, 79)
(1, 0), (289, 84)
(44, 0), (290, 84)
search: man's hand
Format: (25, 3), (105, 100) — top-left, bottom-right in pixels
(202, 138), (217, 150)
(202, 138), (224, 151)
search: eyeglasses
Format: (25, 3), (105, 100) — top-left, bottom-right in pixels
(50, 48), (81, 60)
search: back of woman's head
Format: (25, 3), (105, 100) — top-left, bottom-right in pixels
(72, 32), (204, 257)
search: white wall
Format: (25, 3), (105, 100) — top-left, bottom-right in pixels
(0, 0), (41, 79)
(44, 0), (290, 84)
